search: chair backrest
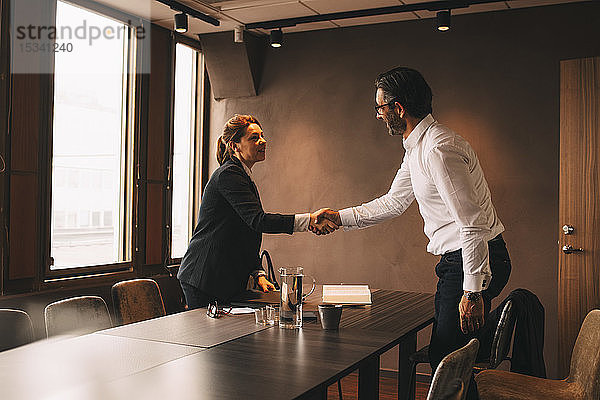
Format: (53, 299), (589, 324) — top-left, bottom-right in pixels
(568, 309), (600, 400)
(489, 299), (515, 368)
(111, 279), (166, 325)
(0, 309), (35, 352)
(44, 296), (112, 337)
(439, 379), (464, 400)
(427, 339), (479, 400)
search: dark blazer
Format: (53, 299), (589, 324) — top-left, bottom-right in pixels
(177, 156), (295, 301)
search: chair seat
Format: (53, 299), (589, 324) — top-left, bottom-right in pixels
(475, 369), (584, 400)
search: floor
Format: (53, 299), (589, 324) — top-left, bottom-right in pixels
(327, 372), (430, 399)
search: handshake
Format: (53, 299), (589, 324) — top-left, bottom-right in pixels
(308, 208), (341, 236)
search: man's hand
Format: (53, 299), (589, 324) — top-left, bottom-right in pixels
(257, 276), (276, 292)
(458, 292), (484, 334)
(309, 208), (340, 235)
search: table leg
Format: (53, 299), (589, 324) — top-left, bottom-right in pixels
(398, 332), (417, 400)
(359, 354), (380, 399)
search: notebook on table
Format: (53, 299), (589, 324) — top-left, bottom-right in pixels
(321, 285), (372, 305)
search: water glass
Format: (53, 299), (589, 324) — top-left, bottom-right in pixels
(266, 305), (279, 325)
(254, 307), (266, 325)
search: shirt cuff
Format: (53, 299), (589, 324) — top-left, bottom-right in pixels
(338, 207), (358, 231)
(463, 273), (492, 292)
(293, 213), (311, 232)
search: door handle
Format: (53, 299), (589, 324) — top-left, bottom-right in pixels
(562, 245), (584, 254)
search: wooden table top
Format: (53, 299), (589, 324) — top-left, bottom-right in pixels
(338, 289), (435, 334)
(99, 288), (434, 349)
(52, 325), (401, 400)
(299, 287), (435, 337)
(0, 333), (203, 400)
(1, 288), (435, 400)
(98, 307), (270, 348)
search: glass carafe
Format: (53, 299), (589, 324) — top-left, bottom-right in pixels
(279, 267), (316, 329)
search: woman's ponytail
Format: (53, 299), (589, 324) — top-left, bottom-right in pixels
(216, 136), (230, 165)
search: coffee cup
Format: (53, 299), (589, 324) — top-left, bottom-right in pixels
(318, 304), (343, 330)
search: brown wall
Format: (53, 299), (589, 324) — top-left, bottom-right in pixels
(207, 2), (600, 378)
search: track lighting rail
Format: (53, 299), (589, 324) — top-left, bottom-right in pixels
(155, 0), (220, 27)
(246, 0), (505, 30)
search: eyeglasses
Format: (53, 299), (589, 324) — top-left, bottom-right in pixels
(374, 100), (398, 115)
(206, 301), (232, 319)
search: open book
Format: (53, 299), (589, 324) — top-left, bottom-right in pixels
(322, 285), (372, 305)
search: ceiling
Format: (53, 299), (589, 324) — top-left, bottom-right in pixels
(94, 0), (586, 38)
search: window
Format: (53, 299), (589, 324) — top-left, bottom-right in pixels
(170, 43), (203, 260)
(49, 1), (135, 271)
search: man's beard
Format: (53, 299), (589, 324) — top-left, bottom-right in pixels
(386, 111), (406, 136)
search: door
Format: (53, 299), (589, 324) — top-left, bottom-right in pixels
(558, 56), (600, 377)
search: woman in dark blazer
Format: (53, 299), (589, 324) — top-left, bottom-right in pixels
(177, 115), (336, 308)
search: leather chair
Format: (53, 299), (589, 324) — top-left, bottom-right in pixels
(427, 338), (479, 400)
(440, 379), (465, 400)
(0, 309), (35, 352)
(474, 300), (515, 371)
(408, 300), (515, 397)
(44, 296), (112, 337)
(111, 279), (166, 325)
(476, 309), (600, 400)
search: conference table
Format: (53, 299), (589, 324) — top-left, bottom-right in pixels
(0, 288), (434, 400)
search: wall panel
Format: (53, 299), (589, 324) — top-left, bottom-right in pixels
(145, 182), (164, 265)
(8, 174), (37, 279)
(10, 74), (40, 172)
(146, 25), (171, 182)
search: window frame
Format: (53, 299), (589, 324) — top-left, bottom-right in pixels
(166, 34), (206, 267)
(42, 0), (143, 281)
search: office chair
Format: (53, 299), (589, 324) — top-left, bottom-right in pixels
(44, 296), (112, 337)
(111, 278), (166, 325)
(427, 339), (479, 400)
(476, 309), (600, 400)
(408, 299), (515, 398)
(0, 309), (35, 351)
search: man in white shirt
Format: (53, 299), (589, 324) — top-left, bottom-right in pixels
(315, 67), (511, 397)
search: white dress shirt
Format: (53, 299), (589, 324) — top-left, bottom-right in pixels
(338, 114), (504, 292)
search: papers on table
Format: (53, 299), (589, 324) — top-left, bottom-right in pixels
(228, 307), (256, 315)
(322, 285), (372, 305)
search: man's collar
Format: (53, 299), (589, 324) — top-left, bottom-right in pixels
(403, 114), (435, 150)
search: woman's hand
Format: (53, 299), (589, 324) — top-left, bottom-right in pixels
(257, 276), (276, 292)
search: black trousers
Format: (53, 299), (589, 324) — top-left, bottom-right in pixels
(428, 235), (511, 398)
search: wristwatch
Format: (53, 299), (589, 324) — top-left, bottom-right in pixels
(463, 291), (481, 302)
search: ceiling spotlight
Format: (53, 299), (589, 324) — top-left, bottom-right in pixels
(174, 12), (188, 33)
(270, 29), (283, 48)
(436, 10), (451, 31)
